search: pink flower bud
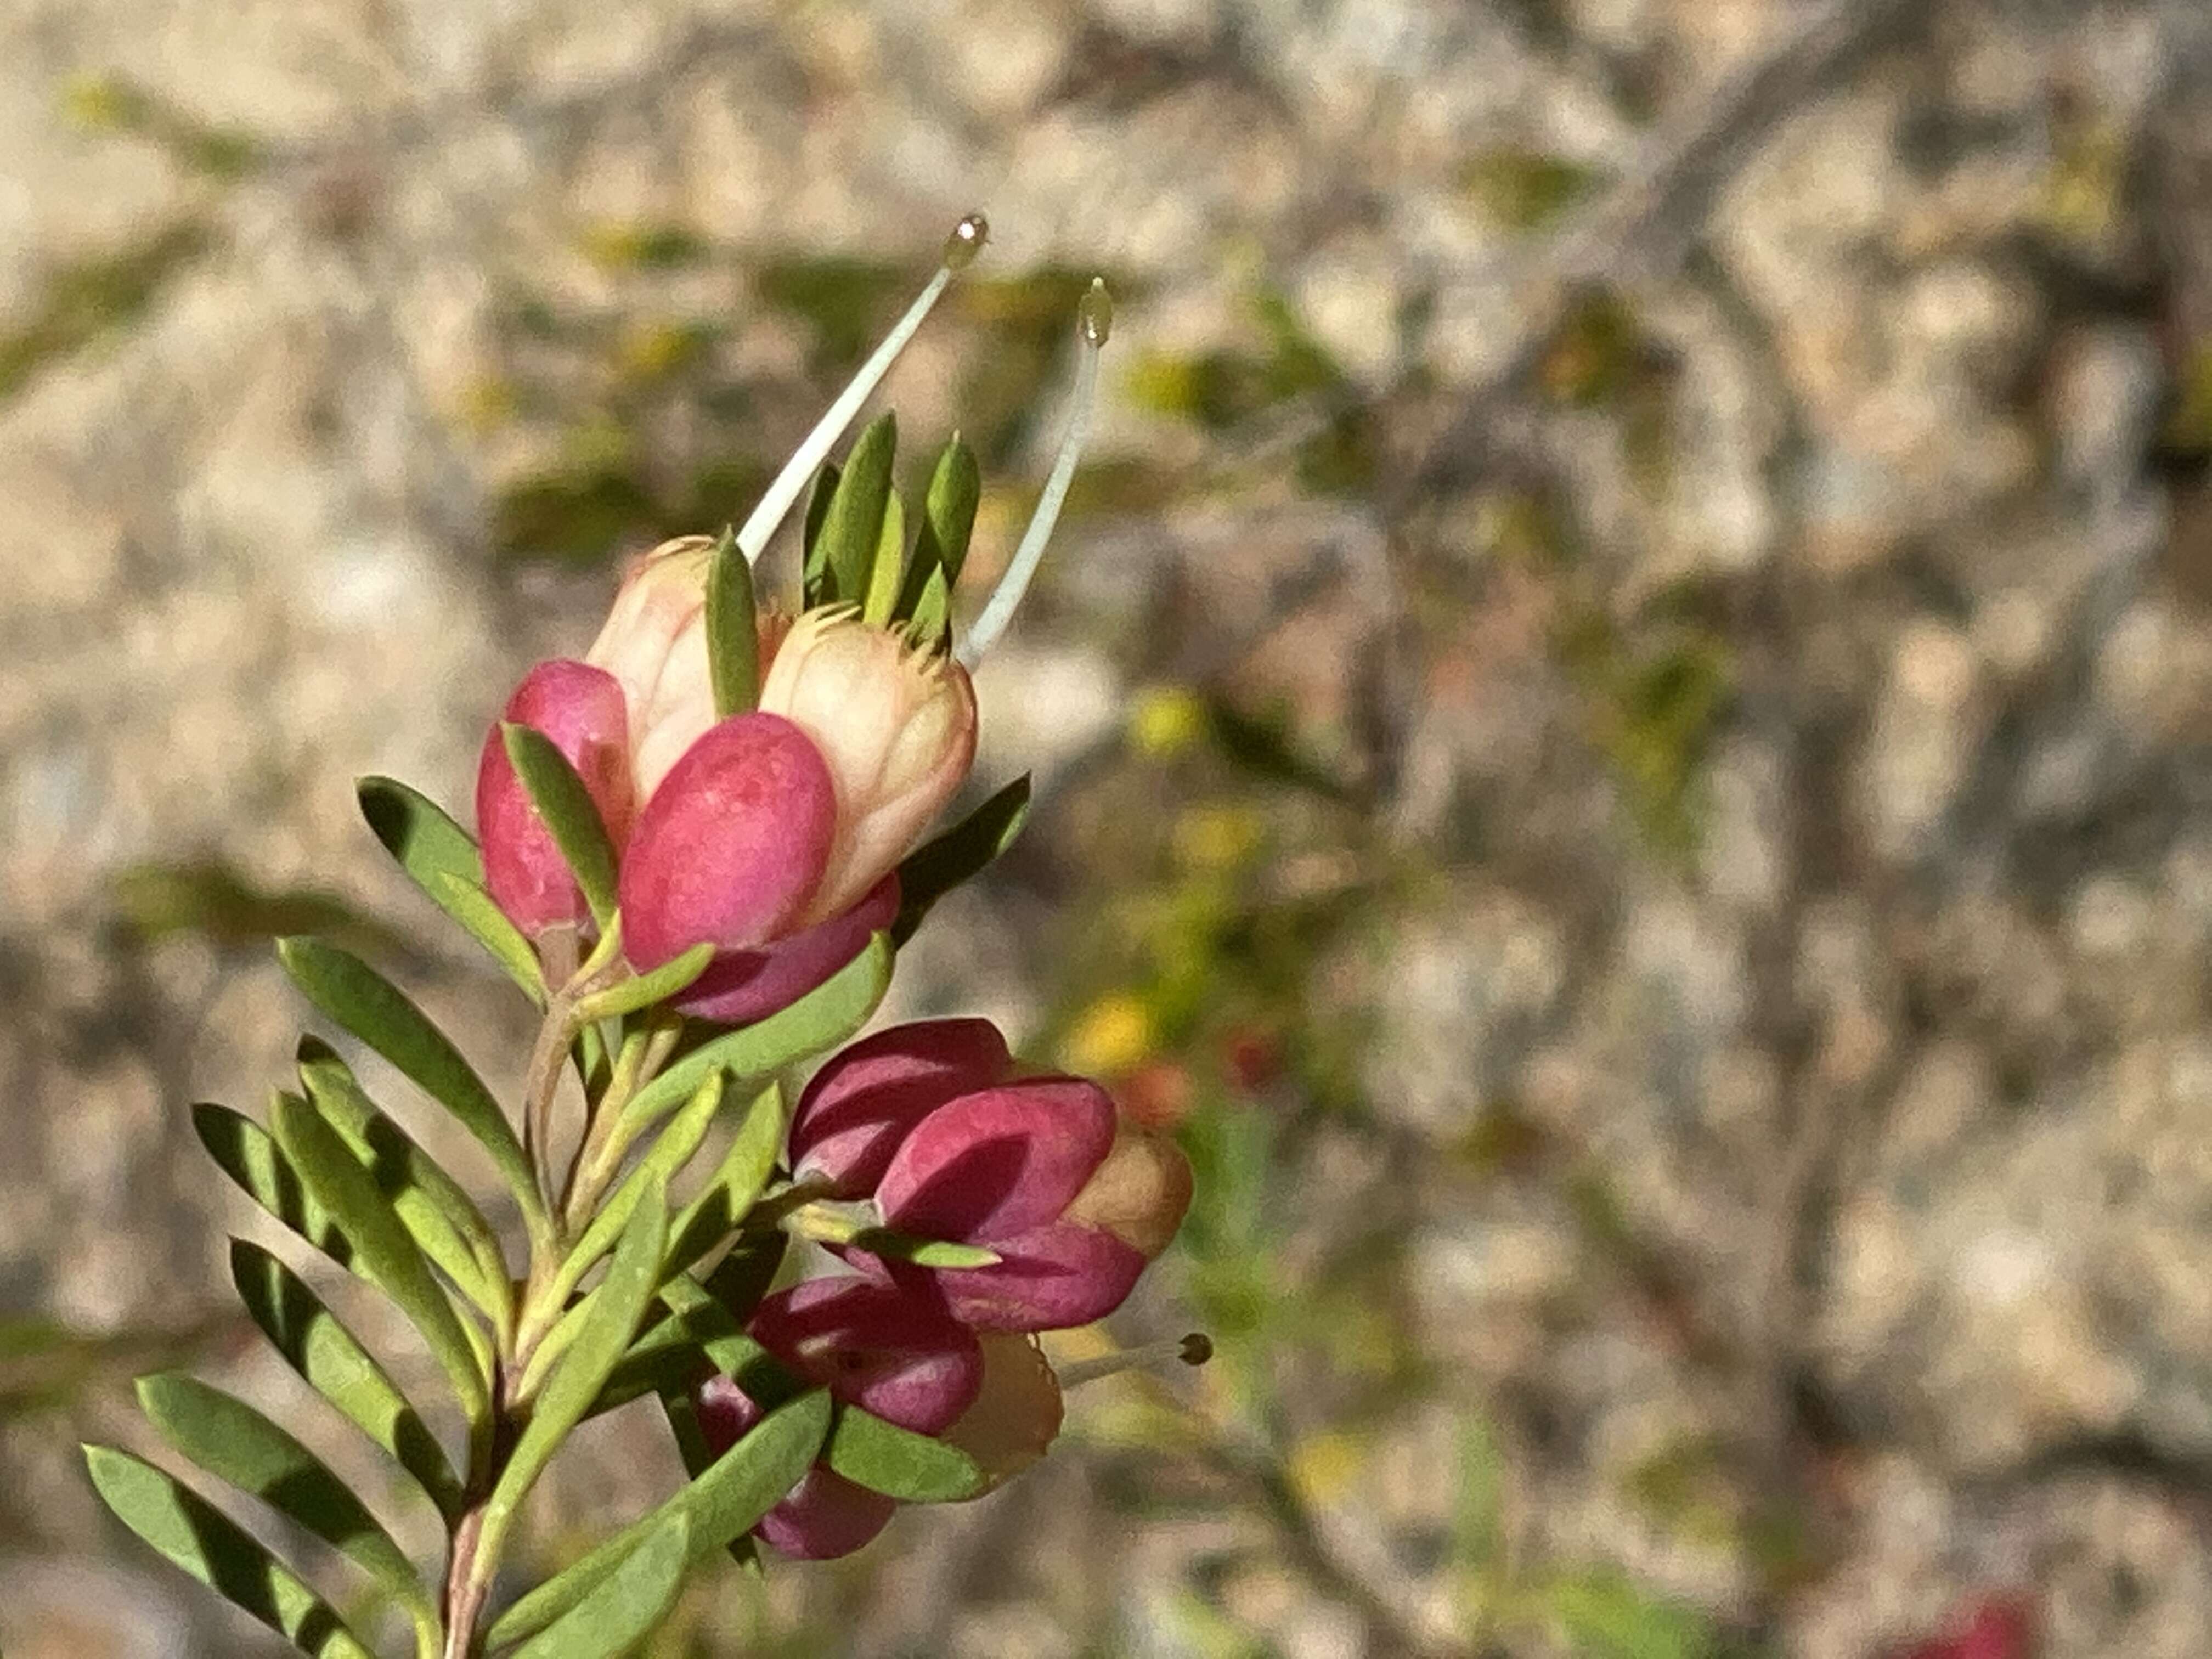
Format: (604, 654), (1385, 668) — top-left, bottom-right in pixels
(755, 608), (977, 924)
(832, 1047), (1194, 1332)
(474, 660), (634, 938)
(617, 711), (837, 975)
(673, 873), (899, 1028)
(789, 1017), (1013, 1197)
(693, 1276), (983, 1561)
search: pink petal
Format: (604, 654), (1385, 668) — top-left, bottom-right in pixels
(914, 1221), (1148, 1333)
(618, 712), (836, 971)
(749, 1276), (981, 1434)
(789, 1017), (1012, 1196)
(475, 660), (633, 938)
(674, 874), (897, 1027)
(876, 1079), (1116, 1244)
(753, 1466), (898, 1560)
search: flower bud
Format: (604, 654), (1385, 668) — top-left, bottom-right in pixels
(475, 660), (634, 938)
(789, 1017), (1013, 1197)
(674, 873), (899, 1028)
(756, 608), (977, 924)
(693, 1277), (982, 1560)
(617, 711), (837, 976)
(840, 1051), (1194, 1332)
(583, 535), (716, 803)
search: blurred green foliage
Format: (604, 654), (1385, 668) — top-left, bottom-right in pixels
(0, 222), (211, 402)
(1458, 146), (1600, 232)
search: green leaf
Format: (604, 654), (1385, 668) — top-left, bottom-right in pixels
(297, 1040), (508, 1323)
(704, 526), (758, 718)
(662, 1084), (784, 1277)
(544, 1076), (727, 1326)
(847, 1229), (999, 1268)
(571, 943), (715, 1024)
(912, 433), (981, 592)
(432, 873), (546, 1003)
(269, 1091), (492, 1430)
(485, 1390), (828, 1649)
(499, 723), (619, 929)
(229, 1240), (464, 1522)
(194, 1103), (349, 1267)
(800, 461), (840, 608)
(478, 1181), (668, 1575)
(905, 563), (952, 653)
(356, 778), (547, 999)
(277, 936), (546, 1238)
(815, 412), (896, 605)
(83, 1446), (380, 1659)
(891, 775), (1031, 944)
(589, 1235), (786, 1419)
(823, 1401), (984, 1502)
(506, 1511), (691, 1659)
(616, 933), (892, 1138)
(136, 1373), (435, 1629)
(860, 489), (905, 626)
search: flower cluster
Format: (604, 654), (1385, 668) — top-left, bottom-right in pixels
(471, 236), (1189, 1561)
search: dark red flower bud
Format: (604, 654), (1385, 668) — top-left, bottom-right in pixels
(789, 1018), (1014, 1197)
(475, 660), (634, 937)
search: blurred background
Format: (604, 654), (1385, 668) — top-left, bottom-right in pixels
(5, 0), (2212, 1653)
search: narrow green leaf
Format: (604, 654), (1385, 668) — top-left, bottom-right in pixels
(485, 1390), (828, 1650)
(704, 525), (758, 718)
(499, 723), (619, 928)
(358, 776), (483, 887)
(136, 1373), (436, 1626)
(905, 563), (952, 653)
(617, 933), (892, 1138)
(662, 1084), (784, 1277)
(817, 412), (896, 604)
(479, 1181), (668, 1574)
(507, 1511), (691, 1659)
(571, 943), (714, 1024)
(824, 1401), (985, 1502)
(860, 489), (905, 626)
(847, 1229), (1000, 1268)
(432, 873), (546, 1003)
(912, 433), (981, 593)
(83, 1446), (380, 1659)
(269, 1091), (491, 1429)
(277, 936), (545, 1237)
(194, 1103), (349, 1267)
(545, 1075), (726, 1323)
(297, 1040), (508, 1323)
(358, 777), (544, 1001)
(891, 774), (1032, 944)
(800, 461), (840, 608)
(589, 1235), (786, 1419)
(229, 1240), (464, 1522)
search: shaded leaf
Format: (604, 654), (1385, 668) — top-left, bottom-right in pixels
(499, 724), (619, 928)
(111, 860), (392, 955)
(277, 936), (545, 1237)
(800, 461), (840, 608)
(824, 1402), (984, 1503)
(571, 943), (715, 1024)
(815, 413), (896, 605)
(194, 1103), (349, 1268)
(891, 775), (1031, 944)
(915, 433), (981, 594)
(83, 1446), (379, 1659)
(229, 1240), (463, 1522)
(433, 873), (547, 1003)
(661, 1083), (785, 1277)
(860, 488), (906, 627)
(136, 1373), (434, 1626)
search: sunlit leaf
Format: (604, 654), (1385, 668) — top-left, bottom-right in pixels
(616, 933), (891, 1138)
(194, 1103), (349, 1268)
(860, 489), (906, 627)
(277, 936), (546, 1238)
(545, 1075), (727, 1323)
(892, 775), (1031, 944)
(823, 1402), (984, 1503)
(229, 1240), (463, 1522)
(704, 526), (758, 718)
(571, 943), (714, 1024)
(506, 1511), (691, 1659)
(432, 873), (546, 1003)
(661, 1083), (784, 1277)
(269, 1091), (492, 1430)
(136, 1373), (436, 1631)
(82, 1446), (379, 1659)
(814, 412), (896, 605)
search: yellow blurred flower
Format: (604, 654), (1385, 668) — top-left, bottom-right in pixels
(1063, 992), (1154, 1075)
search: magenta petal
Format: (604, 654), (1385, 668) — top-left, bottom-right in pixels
(476, 660), (633, 938)
(876, 1080), (1117, 1244)
(912, 1222), (1148, 1333)
(749, 1277), (981, 1434)
(692, 1371), (766, 1447)
(789, 1017), (1012, 1195)
(754, 1466), (898, 1560)
(675, 874), (898, 1027)
(618, 712), (836, 971)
